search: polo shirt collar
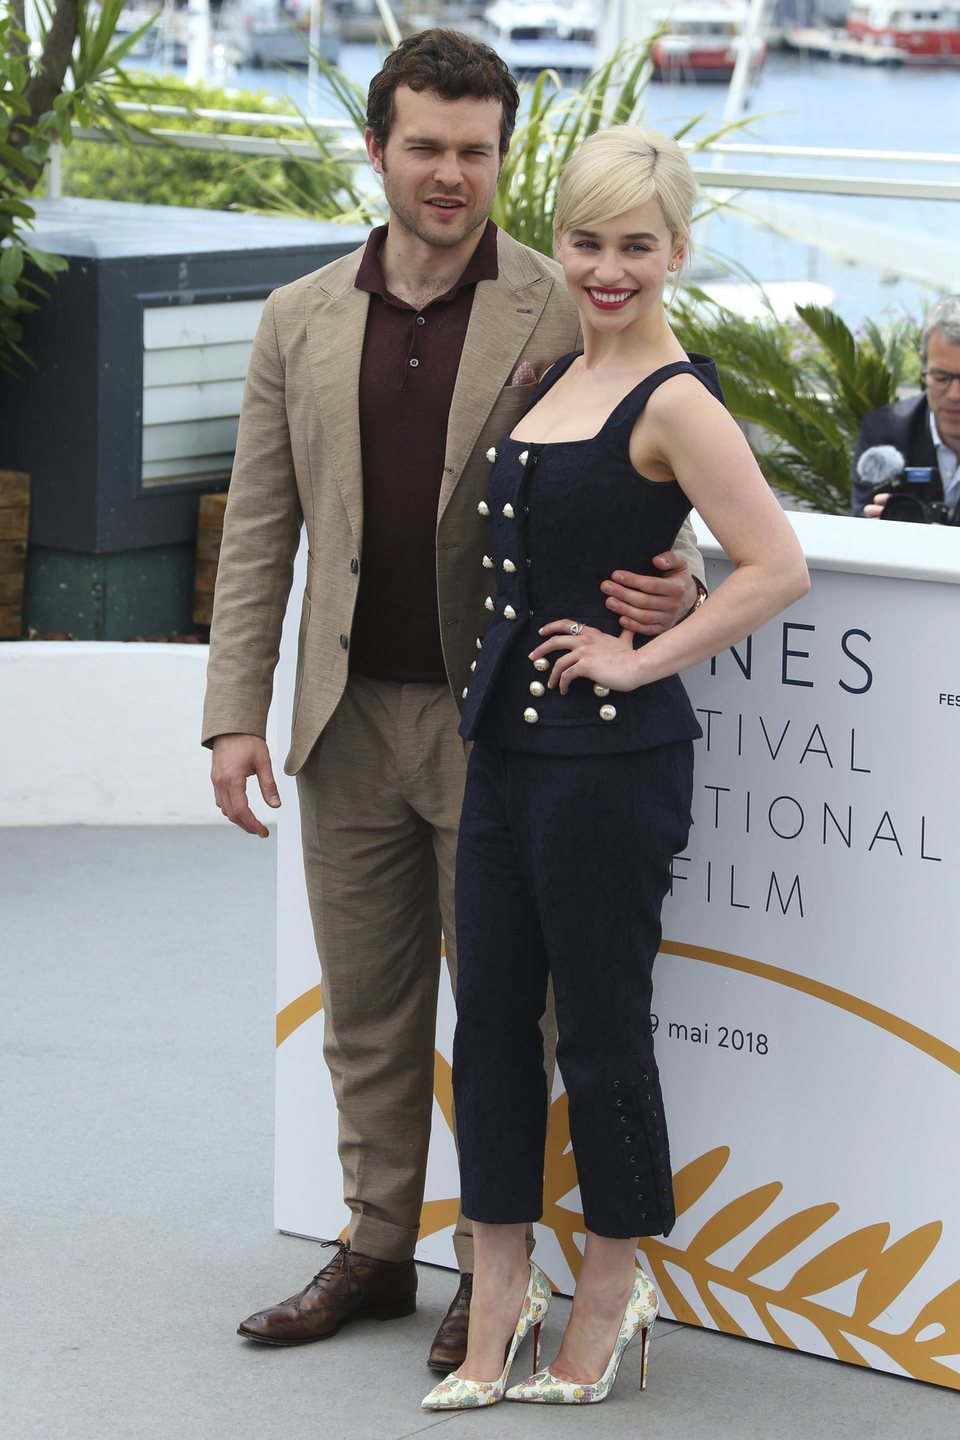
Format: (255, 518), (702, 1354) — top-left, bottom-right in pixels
(355, 219), (500, 307)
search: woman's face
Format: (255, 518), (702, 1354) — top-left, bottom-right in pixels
(556, 198), (683, 331)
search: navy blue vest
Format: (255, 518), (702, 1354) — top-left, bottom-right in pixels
(460, 352), (722, 755)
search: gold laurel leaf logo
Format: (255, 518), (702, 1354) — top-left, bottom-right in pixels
(276, 954), (960, 1391)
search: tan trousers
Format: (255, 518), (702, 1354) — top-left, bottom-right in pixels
(296, 674), (475, 1268)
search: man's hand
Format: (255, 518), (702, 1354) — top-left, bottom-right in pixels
(600, 551), (699, 635)
(211, 733), (281, 838)
(863, 493), (889, 519)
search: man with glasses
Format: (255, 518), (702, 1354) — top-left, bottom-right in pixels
(852, 295), (960, 522)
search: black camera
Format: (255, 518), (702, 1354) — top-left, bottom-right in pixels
(878, 469), (954, 525)
(856, 446), (954, 525)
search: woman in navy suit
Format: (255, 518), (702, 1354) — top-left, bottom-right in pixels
(423, 125), (809, 1412)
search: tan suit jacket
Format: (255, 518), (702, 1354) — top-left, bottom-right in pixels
(202, 227), (702, 774)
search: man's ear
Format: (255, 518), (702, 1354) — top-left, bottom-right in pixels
(364, 127), (383, 174)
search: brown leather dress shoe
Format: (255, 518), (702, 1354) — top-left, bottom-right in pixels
(426, 1272), (473, 1370)
(237, 1241), (417, 1345)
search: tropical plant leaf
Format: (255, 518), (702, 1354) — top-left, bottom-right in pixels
(673, 296), (919, 513)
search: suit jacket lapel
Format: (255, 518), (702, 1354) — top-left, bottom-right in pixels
(440, 235), (554, 520)
(305, 256), (369, 546)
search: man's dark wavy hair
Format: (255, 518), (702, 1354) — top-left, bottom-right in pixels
(366, 29), (520, 158)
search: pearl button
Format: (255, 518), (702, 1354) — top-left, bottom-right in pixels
(533, 658), (549, 672)
(476, 637), (483, 650)
(599, 704), (617, 721)
(518, 450), (529, 465)
(594, 685), (610, 697)
(529, 681), (545, 697)
(477, 500), (490, 516)
(523, 707), (539, 724)
(470, 660), (476, 672)
(462, 687), (468, 699)
(485, 447), (497, 463)
(502, 559), (516, 573)
(502, 503), (515, 518)
(503, 605), (517, 620)
(484, 596), (494, 611)
(482, 555), (494, 568)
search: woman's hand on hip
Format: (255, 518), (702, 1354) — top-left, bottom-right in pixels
(529, 621), (644, 695)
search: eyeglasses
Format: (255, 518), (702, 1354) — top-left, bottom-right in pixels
(923, 369), (960, 395)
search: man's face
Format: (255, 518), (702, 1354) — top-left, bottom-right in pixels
(365, 87), (503, 251)
(925, 328), (960, 455)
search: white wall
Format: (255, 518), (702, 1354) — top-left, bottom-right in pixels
(1, 641), (275, 826)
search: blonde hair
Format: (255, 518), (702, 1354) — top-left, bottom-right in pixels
(553, 125), (696, 280)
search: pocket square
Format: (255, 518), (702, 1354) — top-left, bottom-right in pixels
(510, 361), (538, 387)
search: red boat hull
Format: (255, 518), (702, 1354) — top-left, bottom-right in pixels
(846, 19), (960, 58)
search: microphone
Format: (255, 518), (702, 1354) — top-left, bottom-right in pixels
(856, 445), (905, 491)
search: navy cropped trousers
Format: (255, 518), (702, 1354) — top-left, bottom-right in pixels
(452, 739), (695, 1240)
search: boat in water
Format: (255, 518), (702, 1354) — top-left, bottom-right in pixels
(650, 0), (767, 81)
(845, 1), (960, 62)
(219, 0), (340, 67)
(483, 0), (601, 78)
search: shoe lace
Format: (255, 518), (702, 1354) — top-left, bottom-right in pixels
(310, 1238), (351, 1284)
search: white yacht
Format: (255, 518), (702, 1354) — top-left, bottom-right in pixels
(484, 0), (601, 78)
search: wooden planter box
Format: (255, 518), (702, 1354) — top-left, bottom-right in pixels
(193, 492), (228, 628)
(0, 470), (30, 639)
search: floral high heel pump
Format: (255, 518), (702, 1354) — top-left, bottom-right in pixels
(505, 1262), (658, 1404)
(421, 1260), (552, 1410)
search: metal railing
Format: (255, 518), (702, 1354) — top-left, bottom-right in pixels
(48, 110), (960, 205)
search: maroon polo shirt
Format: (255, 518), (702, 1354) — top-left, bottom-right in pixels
(349, 220), (499, 683)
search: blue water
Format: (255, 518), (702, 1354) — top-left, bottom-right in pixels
(159, 46), (960, 324)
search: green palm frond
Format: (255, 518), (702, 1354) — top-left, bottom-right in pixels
(673, 297), (920, 514)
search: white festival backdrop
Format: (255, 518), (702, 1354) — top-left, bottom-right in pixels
(273, 515), (960, 1389)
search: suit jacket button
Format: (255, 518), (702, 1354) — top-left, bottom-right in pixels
(523, 707), (539, 724)
(518, 450), (529, 465)
(502, 559), (516, 573)
(339, 633), (349, 650)
(478, 500), (490, 516)
(486, 447), (497, 463)
(502, 503), (515, 518)
(484, 596), (495, 611)
(462, 687), (469, 699)
(503, 605), (517, 620)
(594, 684), (610, 697)
(529, 681), (545, 697)
(599, 703), (617, 721)
(349, 557), (359, 574)
(482, 555), (494, 568)
(533, 657), (549, 672)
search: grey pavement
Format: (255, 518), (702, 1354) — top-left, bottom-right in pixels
(2, 825), (956, 1439)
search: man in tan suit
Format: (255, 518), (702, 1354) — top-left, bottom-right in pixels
(203, 30), (705, 1366)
